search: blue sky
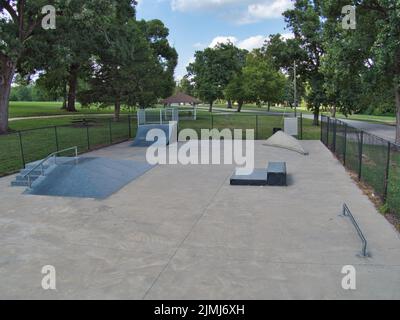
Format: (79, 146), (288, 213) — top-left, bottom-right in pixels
(136, 0), (294, 79)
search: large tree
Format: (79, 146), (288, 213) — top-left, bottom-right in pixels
(187, 42), (247, 112)
(79, 19), (177, 120)
(263, 34), (307, 111)
(137, 19), (178, 100)
(225, 51), (286, 112)
(282, 0), (327, 125)
(0, 0), (56, 134)
(322, 0), (400, 142)
(34, 0), (137, 112)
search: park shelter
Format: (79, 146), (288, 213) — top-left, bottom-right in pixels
(161, 92), (200, 106)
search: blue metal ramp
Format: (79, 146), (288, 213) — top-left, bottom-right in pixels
(132, 124), (172, 147)
(25, 157), (154, 199)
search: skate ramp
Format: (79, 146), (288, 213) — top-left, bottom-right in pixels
(264, 131), (309, 155)
(132, 122), (177, 147)
(25, 157), (154, 199)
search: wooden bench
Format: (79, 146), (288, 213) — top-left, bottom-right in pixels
(267, 162), (287, 186)
(71, 118), (99, 127)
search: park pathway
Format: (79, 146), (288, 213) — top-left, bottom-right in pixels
(198, 106), (397, 143)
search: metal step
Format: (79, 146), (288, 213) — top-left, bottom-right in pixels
(19, 169), (45, 176)
(25, 164), (50, 170)
(16, 175), (40, 182)
(11, 180), (30, 187)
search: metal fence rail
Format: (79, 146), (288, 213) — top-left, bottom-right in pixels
(0, 116), (136, 177)
(0, 112), (315, 177)
(321, 115), (400, 216)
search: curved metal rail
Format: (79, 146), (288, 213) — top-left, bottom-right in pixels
(342, 204), (369, 257)
(23, 147), (78, 188)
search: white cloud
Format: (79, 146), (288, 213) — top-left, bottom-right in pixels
(171, 0), (293, 24)
(171, 0), (245, 12)
(208, 35), (268, 51)
(237, 35), (267, 51)
(209, 36), (238, 48)
(207, 32), (295, 52)
(281, 32), (294, 40)
(247, 0), (292, 19)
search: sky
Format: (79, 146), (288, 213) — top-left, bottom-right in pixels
(136, 0), (294, 80)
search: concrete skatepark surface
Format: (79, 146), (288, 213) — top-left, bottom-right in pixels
(0, 140), (399, 299)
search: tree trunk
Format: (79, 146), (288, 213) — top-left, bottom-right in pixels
(227, 100), (232, 109)
(237, 101), (243, 112)
(331, 105), (337, 118)
(395, 83), (400, 144)
(313, 106), (320, 126)
(67, 64), (80, 112)
(0, 57), (16, 134)
(114, 99), (121, 122)
(267, 102), (271, 112)
(209, 101), (213, 113)
(61, 82), (68, 110)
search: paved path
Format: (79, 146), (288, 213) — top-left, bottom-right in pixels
(199, 106), (397, 143)
(301, 114), (396, 143)
(335, 119), (396, 143)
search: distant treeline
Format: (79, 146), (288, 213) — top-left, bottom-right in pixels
(10, 84), (55, 102)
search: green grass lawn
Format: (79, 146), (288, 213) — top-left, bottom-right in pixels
(9, 101), (397, 127)
(211, 103), (397, 125)
(9, 101), (137, 118)
(0, 115), (136, 177)
(323, 124), (400, 217)
(1, 111), (320, 177)
(335, 113), (396, 125)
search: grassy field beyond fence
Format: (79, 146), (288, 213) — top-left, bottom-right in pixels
(321, 115), (399, 218)
(0, 113), (320, 177)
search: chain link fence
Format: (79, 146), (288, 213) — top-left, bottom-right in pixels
(0, 112), (318, 177)
(321, 115), (399, 216)
(0, 116), (136, 177)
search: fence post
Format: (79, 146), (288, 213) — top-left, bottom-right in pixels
(109, 119), (113, 143)
(332, 119), (337, 153)
(54, 126), (59, 151)
(320, 116), (324, 143)
(343, 124), (347, 166)
(327, 117), (330, 148)
(128, 115), (132, 138)
(18, 131), (26, 169)
(86, 125), (90, 150)
(300, 113), (303, 140)
(256, 115), (259, 140)
(358, 131), (364, 181)
(384, 142), (392, 201)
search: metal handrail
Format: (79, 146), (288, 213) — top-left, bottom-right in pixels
(23, 146), (78, 188)
(342, 204), (369, 257)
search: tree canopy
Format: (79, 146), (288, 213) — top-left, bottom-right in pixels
(0, 0), (177, 133)
(187, 42), (248, 111)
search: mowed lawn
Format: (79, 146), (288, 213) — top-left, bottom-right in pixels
(9, 101), (136, 118)
(9, 101), (397, 126)
(0, 110), (321, 177)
